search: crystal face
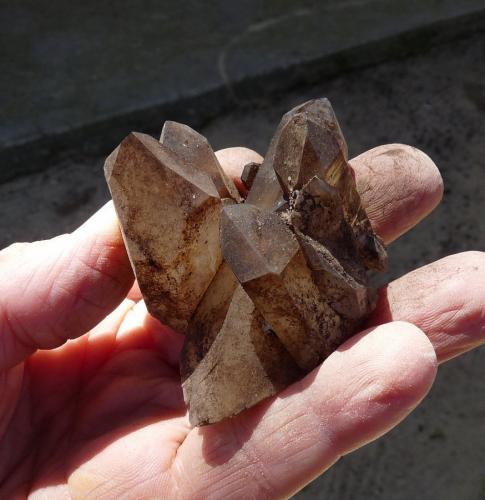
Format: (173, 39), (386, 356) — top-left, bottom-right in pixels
(105, 132), (224, 333)
(160, 121), (241, 202)
(240, 161), (260, 191)
(105, 98), (387, 426)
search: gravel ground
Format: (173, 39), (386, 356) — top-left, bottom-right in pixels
(1, 31), (485, 500)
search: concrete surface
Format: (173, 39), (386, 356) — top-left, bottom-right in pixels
(1, 28), (485, 500)
(2, 0), (485, 182)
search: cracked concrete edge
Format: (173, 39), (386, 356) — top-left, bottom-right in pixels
(2, 7), (485, 185)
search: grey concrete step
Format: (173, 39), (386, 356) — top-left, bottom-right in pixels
(2, 0), (485, 182)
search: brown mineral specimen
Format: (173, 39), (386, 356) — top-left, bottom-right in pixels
(181, 264), (302, 426)
(245, 99), (344, 210)
(220, 203), (341, 371)
(105, 132), (223, 333)
(104, 97), (388, 427)
(160, 121), (241, 202)
(248, 98), (386, 271)
(240, 161), (260, 191)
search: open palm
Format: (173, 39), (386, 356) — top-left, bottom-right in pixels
(1, 145), (484, 499)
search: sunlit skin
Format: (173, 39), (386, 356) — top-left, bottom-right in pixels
(0, 144), (484, 498)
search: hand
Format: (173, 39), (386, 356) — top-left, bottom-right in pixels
(0, 144), (483, 499)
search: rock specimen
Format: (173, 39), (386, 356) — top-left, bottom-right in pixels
(105, 98), (387, 426)
(240, 161), (260, 191)
(105, 132), (228, 333)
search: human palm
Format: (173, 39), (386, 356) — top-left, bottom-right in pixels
(1, 145), (484, 499)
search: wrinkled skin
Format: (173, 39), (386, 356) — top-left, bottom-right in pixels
(0, 144), (484, 499)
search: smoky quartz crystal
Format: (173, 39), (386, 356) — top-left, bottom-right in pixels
(105, 98), (387, 426)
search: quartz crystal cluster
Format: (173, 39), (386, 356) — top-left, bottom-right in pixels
(105, 98), (387, 426)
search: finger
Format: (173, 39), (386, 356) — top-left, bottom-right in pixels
(26, 296), (181, 400)
(216, 144), (443, 245)
(215, 147), (263, 196)
(25, 299), (137, 402)
(350, 144), (443, 244)
(115, 300), (184, 368)
(172, 321), (437, 498)
(0, 202), (134, 370)
(368, 251), (485, 363)
(98, 290), (184, 367)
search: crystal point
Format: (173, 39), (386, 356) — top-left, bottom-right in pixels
(160, 121), (241, 202)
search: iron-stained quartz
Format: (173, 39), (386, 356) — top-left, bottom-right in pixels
(105, 98), (387, 426)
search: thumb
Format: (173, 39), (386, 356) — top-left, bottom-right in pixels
(0, 202), (134, 370)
